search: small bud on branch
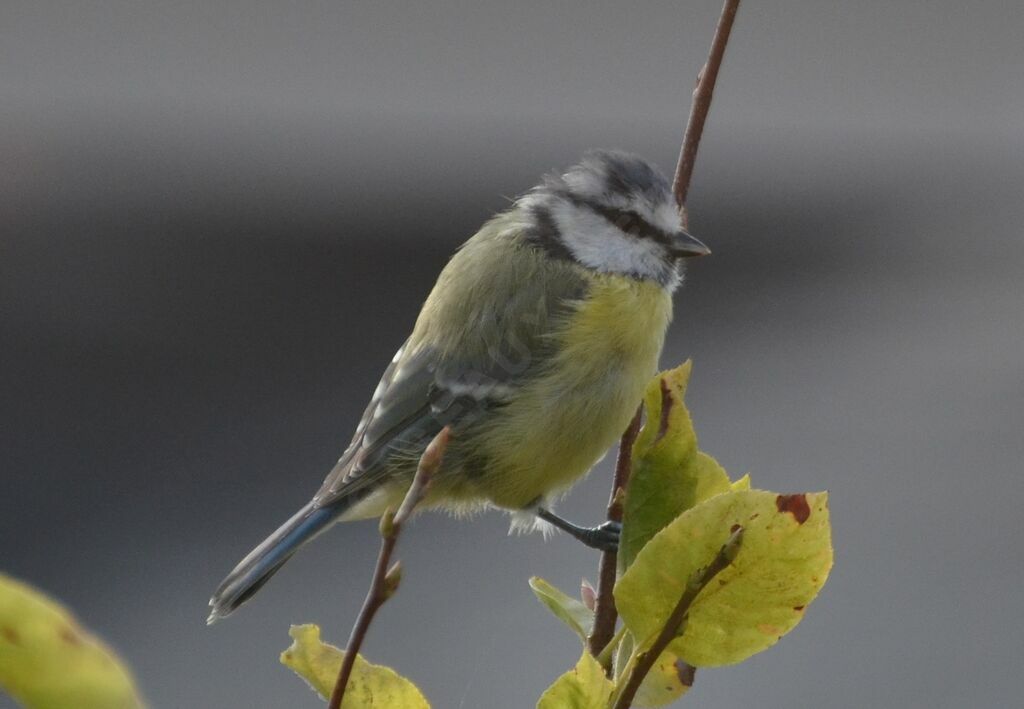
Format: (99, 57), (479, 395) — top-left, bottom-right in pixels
(328, 427), (451, 709)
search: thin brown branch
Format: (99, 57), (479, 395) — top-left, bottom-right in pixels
(588, 0), (743, 674)
(328, 427), (451, 709)
(672, 0), (742, 225)
(587, 407), (642, 666)
(611, 527), (745, 709)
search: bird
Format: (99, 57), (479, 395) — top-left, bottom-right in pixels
(207, 150), (709, 622)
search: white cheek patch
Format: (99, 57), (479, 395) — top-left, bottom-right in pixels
(551, 202), (673, 283)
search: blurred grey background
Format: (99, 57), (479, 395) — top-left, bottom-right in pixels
(2, 1), (1022, 707)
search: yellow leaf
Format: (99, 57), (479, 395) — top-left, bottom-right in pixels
(616, 490), (833, 667)
(280, 624), (429, 707)
(632, 651), (694, 708)
(0, 573), (145, 709)
(537, 651), (614, 709)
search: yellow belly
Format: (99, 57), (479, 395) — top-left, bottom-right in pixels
(477, 274), (673, 509)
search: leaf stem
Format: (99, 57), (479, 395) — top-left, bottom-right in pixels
(610, 527), (744, 709)
(328, 427), (451, 709)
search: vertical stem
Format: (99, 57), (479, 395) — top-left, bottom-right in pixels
(587, 408), (642, 665)
(673, 0), (742, 224)
(588, 0), (743, 686)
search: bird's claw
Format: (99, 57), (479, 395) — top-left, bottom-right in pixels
(578, 520), (621, 553)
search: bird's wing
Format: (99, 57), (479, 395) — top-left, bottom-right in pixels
(314, 225), (588, 507)
(312, 337), (544, 508)
(312, 339), (439, 506)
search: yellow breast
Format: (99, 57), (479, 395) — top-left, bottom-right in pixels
(480, 273), (673, 508)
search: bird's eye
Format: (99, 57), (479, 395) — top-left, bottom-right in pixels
(582, 198), (661, 240)
(613, 211), (642, 236)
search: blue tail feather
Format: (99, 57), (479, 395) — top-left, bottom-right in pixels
(207, 502), (337, 623)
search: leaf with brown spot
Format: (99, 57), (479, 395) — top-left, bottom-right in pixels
(675, 660), (696, 687)
(59, 625), (83, 647)
(616, 490), (833, 667)
(777, 493), (811, 523)
(0, 573), (145, 708)
(655, 378), (673, 441)
(630, 650), (695, 707)
(618, 362), (733, 573)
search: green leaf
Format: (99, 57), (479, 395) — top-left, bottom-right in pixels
(528, 577), (594, 643)
(618, 362), (731, 573)
(632, 651), (694, 708)
(537, 651), (614, 709)
(280, 624), (429, 707)
(615, 490), (833, 667)
(0, 573), (145, 709)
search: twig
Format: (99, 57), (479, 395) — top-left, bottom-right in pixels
(587, 408), (641, 665)
(328, 427), (451, 709)
(611, 527), (745, 709)
(587, 0), (743, 673)
(672, 0), (742, 224)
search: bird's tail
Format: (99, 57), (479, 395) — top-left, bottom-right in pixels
(207, 501), (336, 623)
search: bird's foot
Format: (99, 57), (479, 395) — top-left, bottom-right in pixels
(534, 507), (621, 552)
(574, 520), (621, 553)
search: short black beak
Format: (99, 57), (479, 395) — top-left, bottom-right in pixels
(669, 230), (711, 258)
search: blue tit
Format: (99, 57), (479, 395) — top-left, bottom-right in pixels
(208, 150), (709, 622)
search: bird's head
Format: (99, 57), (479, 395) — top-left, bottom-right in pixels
(517, 150), (709, 289)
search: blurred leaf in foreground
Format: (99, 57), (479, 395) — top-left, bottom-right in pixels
(616, 489), (832, 667)
(280, 624), (429, 707)
(0, 573), (145, 709)
(536, 651), (614, 709)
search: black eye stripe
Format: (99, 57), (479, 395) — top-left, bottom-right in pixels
(563, 194), (674, 245)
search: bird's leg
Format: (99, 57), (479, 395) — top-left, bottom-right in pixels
(535, 506), (621, 552)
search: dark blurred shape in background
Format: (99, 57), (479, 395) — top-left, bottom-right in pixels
(2, 2), (1022, 707)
